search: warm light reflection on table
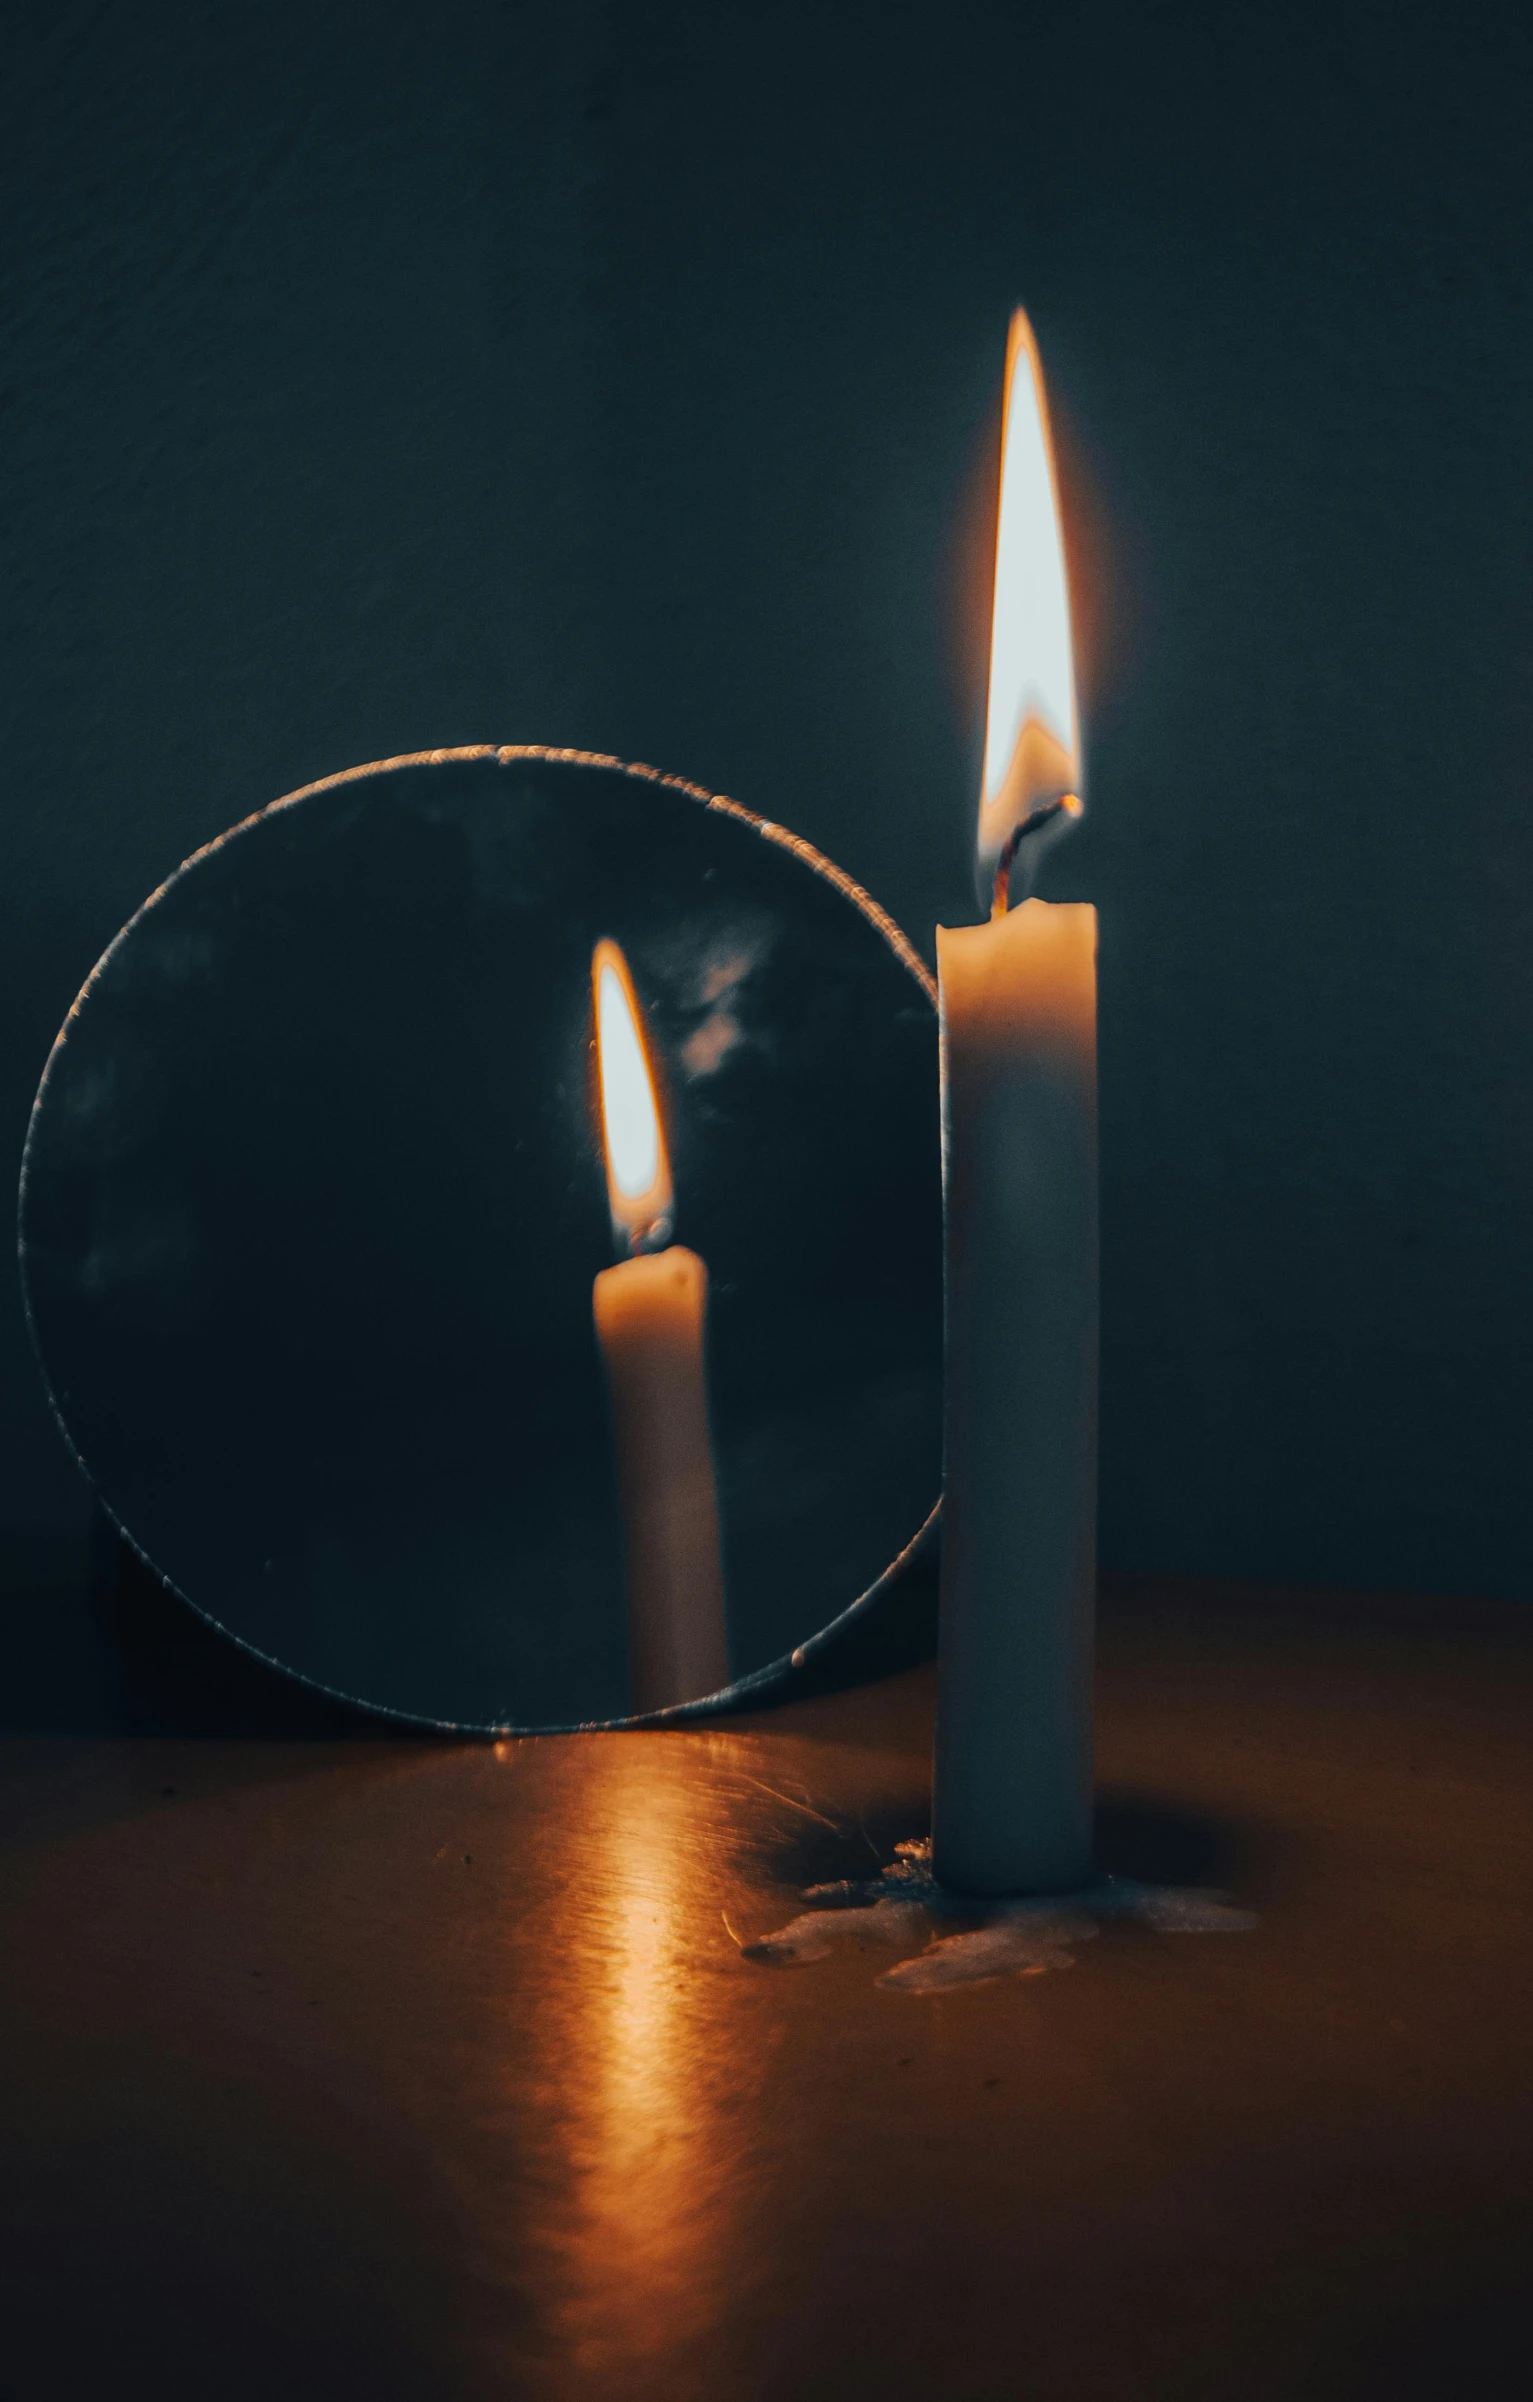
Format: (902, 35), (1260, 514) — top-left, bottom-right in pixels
(553, 1743), (743, 2370)
(1, 1598), (1531, 2401)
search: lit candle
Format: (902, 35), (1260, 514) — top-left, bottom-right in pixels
(590, 939), (731, 1715)
(931, 310), (1098, 1894)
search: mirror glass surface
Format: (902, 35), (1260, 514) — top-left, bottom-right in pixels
(21, 750), (943, 1728)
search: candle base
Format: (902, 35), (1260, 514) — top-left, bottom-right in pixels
(744, 1835), (1254, 1981)
(929, 1785), (1094, 1898)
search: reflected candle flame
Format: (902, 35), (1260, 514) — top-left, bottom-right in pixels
(977, 308), (1083, 913)
(593, 939), (674, 1254)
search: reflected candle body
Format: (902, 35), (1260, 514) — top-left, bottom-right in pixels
(593, 1245), (730, 1715)
(933, 897), (1098, 1893)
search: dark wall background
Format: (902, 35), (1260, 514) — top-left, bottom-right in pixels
(4, 0), (1531, 1694)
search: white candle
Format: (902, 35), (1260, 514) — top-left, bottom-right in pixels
(931, 310), (1099, 1893)
(594, 1245), (729, 1712)
(590, 940), (730, 1714)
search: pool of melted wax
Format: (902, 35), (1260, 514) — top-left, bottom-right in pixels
(741, 1839), (1257, 1992)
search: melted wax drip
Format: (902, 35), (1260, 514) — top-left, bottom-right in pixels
(742, 1839), (1256, 1993)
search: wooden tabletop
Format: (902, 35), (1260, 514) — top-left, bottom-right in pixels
(1, 1576), (1530, 2400)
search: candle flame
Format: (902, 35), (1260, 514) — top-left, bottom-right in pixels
(977, 309), (1082, 913)
(594, 939), (674, 1255)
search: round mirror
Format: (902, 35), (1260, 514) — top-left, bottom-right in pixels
(21, 748), (942, 1729)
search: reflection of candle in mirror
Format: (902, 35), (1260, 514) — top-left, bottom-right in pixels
(590, 939), (730, 1714)
(932, 308), (1098, 1894)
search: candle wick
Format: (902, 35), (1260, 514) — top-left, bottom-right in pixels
(625, 1213), (675, 1259)
(990, 794), (1082, 917)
